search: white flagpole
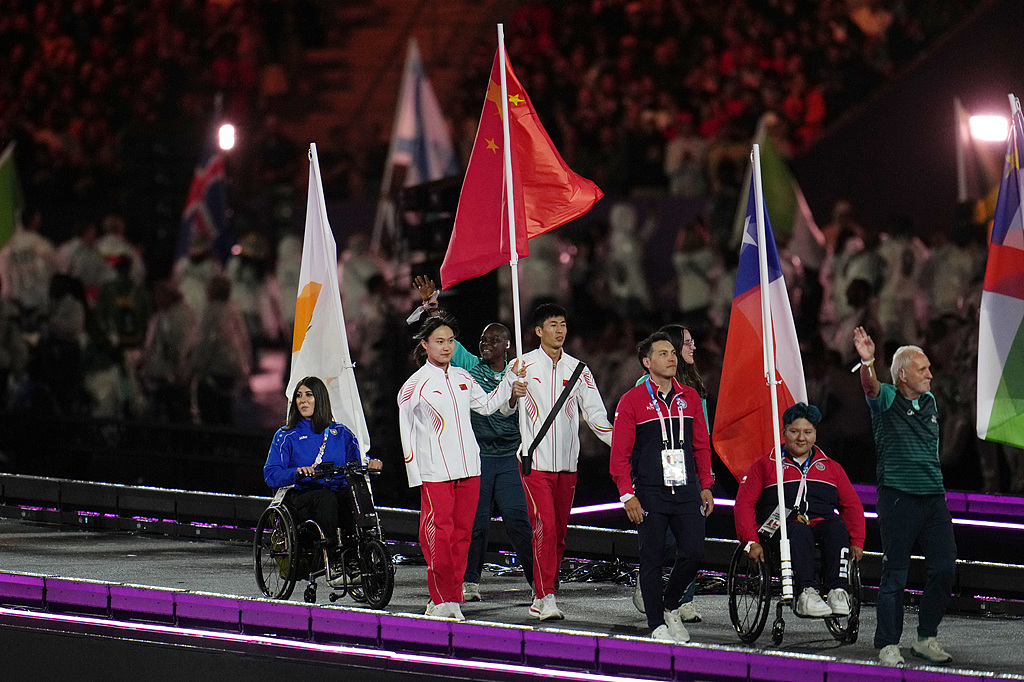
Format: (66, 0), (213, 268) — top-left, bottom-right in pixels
(497, 24), (524, 364)
(1010, 95), (1023, 201)
(752, 143), (793, 602)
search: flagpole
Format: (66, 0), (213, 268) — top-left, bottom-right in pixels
(752, 143), (793, 603)
(497, 24), (524, 363)
(1010, 95), (1023, 202)
(372, 41), (416, 254)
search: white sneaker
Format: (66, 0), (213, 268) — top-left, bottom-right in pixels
(911, 637), (953, 665)
(794, 587), (832, 618)
(463, 581), (481, 602)
(677, 601), (702, 623)
(538, 593), (564, 621)
(827, 588), (851, 616)
(663, 608), (691, 642)
(878, 644), (905, 667)
(529, 597), (543, 618)
(650, 624), (674, 642)
(445, 602), (467, 622)
(425, 601), (438, 616)
(632, 581), (645, 613)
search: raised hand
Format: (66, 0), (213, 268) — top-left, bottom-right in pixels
(413, 275), (436, 302)
(853, 326), (875, 362)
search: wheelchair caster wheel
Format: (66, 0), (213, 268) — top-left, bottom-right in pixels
(303, 584), (317, 604)
(771, 619), (785, 645)
(329, 592), (340, 603)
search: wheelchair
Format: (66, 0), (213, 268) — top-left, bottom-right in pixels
(726, 533), (860, 646)
(253, 461), (395, 609)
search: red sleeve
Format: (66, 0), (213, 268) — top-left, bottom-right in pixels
(835, 463), (866, 548)
(734, 455), (768, 544)
(609, 391), (638, 498)
(687, 388), (714, 490)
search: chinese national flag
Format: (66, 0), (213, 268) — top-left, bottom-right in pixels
(440, 49), (602, 289)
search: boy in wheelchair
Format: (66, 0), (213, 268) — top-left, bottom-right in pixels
(264, 376), (383, 587)
(734, 403), (865, 618)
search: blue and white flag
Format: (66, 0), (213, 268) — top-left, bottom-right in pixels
(391, 39), (460, 186)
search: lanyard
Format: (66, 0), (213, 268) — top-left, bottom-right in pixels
(312, 429), (329, 467)
(645, 379), (686, 449)
(785, 448), (813, 514)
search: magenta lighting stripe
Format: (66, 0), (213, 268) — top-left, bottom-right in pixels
(0, 607), (664, 682)
(570, 500), (1024, 531)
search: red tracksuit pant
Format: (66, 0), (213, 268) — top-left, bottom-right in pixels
(521, 470), (577, 599)
(420, 477), (480, 605)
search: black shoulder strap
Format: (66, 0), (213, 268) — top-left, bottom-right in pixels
(521, 361), (587, 476)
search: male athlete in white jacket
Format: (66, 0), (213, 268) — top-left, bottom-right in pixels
(512, 303), (613, 620)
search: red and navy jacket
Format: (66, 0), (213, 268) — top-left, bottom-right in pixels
(734, 445), (866, 547)
(610, 378), (713, 499)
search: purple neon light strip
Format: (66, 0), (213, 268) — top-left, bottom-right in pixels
(0, 607), (664, 682)
(569, 500), (1024, 531)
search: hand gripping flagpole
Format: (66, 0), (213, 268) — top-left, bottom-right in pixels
(497, 24), (531, 473)
(752, 143), (793, 602)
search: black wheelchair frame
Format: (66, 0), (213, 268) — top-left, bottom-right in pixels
(253, 461), (395, 609)
(726, 535), (861, 646)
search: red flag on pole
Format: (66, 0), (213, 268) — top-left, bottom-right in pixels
(440, 49), (602, 290)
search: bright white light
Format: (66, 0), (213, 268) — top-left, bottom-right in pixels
(218, 124), (236, 150)
(969, 115), (1008, 142)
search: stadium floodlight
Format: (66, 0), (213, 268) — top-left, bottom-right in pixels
(218, 123), (236, 150)
(970, 115), (1008, 142)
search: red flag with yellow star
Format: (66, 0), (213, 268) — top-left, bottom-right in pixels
(440, 49), (602, 289)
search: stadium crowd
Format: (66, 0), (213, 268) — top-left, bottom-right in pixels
(1, 0), (1020, 495)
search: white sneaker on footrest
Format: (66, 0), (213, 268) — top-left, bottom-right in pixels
(794, 587), (832, 617)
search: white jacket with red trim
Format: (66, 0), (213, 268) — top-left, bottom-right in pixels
(398, 361), (515, 486)
(512, 347), (612, 473)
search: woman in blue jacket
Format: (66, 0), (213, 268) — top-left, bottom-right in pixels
(264, 376), (382, 586)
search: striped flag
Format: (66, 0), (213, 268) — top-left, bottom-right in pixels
(177, 126), (232, 262)
(714, 181), (808, 479)
(977, 98), (1024, 448)
(391, 38), (460, 187)
(288, 144), (370, 456)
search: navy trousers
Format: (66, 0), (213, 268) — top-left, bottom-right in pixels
(636, 486), (705, 630)
(787, 514), (850, 591)
(464, 455), (535, 585)
(873, 486), (956, 648)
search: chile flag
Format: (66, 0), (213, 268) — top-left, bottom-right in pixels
(713, 181), (808, 480)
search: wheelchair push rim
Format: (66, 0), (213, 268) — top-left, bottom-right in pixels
(360, 537), (395, 610)
(727, 543), (771, 643)
(254, 506), (297, 600)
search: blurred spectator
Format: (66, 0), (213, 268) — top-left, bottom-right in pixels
(606, 202), (653, 319)
(56, 221), (112, 306)
(95, 213), (145, 285)
(226, 231), (284, 358)
(189, 275), (251, 426)
(140, 280), (196, 423)
(672, 216), (722, 332)
(0, 210), (55, 324)
(173, 231), (222, 317)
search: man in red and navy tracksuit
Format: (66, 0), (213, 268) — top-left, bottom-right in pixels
(610, 331), (714, 643)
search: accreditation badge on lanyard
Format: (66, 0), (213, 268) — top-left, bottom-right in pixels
(647, 381), (688, 487)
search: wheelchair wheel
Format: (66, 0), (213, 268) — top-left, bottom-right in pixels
(727, 543), (771, 643)
(825, 559), (861, 643)
(254, 506), (297, 600)
(360, 537), (395, 610)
